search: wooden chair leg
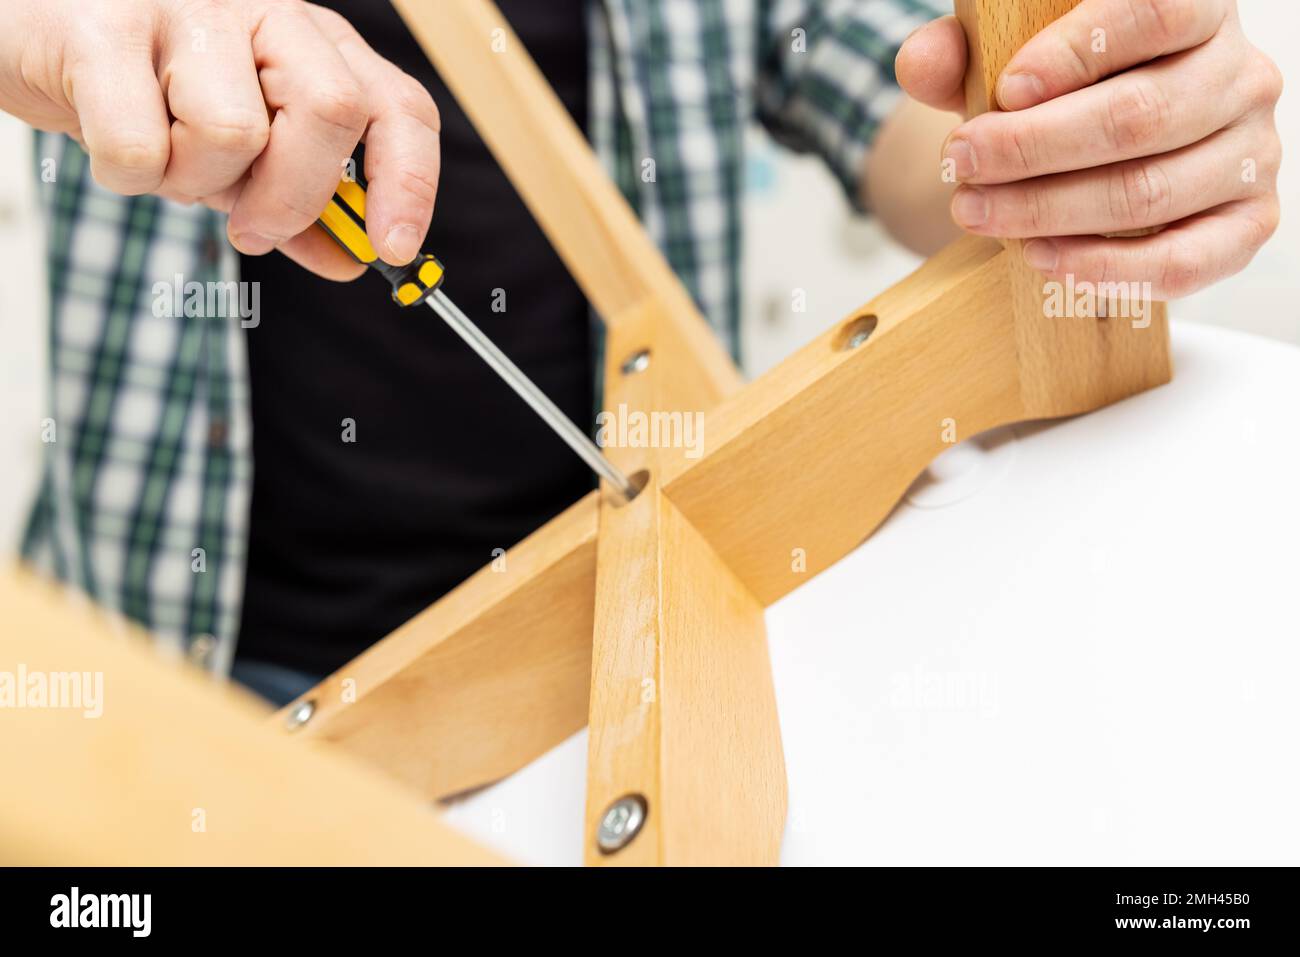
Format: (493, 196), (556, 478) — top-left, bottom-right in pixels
(957, 0), (1172, 418)
(583, 303), (787, 866)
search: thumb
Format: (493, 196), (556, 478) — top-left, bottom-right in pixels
(895, 15), (968, 115)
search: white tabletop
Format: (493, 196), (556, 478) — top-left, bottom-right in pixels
(441, 322), (1300, 866)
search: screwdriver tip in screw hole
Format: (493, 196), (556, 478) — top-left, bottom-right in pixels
(424, 290), (641, 502)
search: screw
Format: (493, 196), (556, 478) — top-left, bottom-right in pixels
(596, 794), (647, 853)
(837, 314), (878, 352)
(620, 349), (651, 375)
(285, 698), (315, 731)
(187, 634), (216, 668)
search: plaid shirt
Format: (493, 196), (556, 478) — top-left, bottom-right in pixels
(23, 0), (941, 673)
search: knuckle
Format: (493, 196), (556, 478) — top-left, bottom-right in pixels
(305, 80), (368, 135)
(1157, 239), (1202, 298)
(245, 190), (326, 239)
(1116, 161), (1173, 225)
(197, 111), (271, 155)
(1104, 79), (1169, 154)
(1019, 185), (1051, 233)
(1054, 34), (1096, 87)
(394, 77), (440, 130)
(1135, 0), (1199, 50)
(1072, 248), (1113, 288)
(395, 164), (439, 209)
(1105, 172), (1129, 225)
(1264, 55), (1286, 102)
(1253, 129), (1284, 185)
(991, 120), (1040, 177)
(1242, 52), (1284, 110)
(305, 4), (351, 32)
(272, 190), (328, 228)
(76, 5), (153, 40)
(1094, 248), (1120, 287)
(1246, 202), (1281, 248)
(95, 132), (170, 177)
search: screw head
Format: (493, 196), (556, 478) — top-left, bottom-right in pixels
(596, 794), (647, 853)
(285, 698), (315, 731)
(836, 314), (878, 352)
(620, 349), (651, 375)
(187, 634), (216, 668)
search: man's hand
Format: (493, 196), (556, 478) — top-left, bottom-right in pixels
(0, 0), (441, 280)
(895, 0), (1282, 299)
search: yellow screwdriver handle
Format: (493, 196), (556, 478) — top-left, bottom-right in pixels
(317, 176), (446, 307)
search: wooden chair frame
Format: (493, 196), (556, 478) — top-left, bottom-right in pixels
(3, 0), (1170, 866)
(270, 0), (1170, 866)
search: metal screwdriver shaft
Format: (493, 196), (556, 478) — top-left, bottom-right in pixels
(426, 290), (638, 500)
(315, 175), (638, 502)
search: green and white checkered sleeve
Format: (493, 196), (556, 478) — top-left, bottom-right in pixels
(755, 0), (949, 211)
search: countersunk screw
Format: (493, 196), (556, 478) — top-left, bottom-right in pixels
(837, 314), (878, 352)
(620, 349), (651, 375)
(596, 794), (647, 854)
(285, 698), (315, 732)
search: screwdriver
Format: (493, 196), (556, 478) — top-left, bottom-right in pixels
(316, 175), (639, 501)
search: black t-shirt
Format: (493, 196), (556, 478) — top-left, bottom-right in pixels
(235, 0), (593, 676)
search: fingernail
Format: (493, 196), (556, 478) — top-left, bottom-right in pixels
(385, 224), (421, 263)
(230, 232), (277, 255)
(943, 137), (977, 181)
(998, 72), (1046, 111)
(1023, 239), (1060, 272)
(951, 187), (989, 228)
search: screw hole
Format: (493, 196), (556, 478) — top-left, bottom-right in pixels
(834, 313), (878, 352)
(608, 468), (651, 507)
(285, 698), (316, 732)
(620, 349), (651, 375)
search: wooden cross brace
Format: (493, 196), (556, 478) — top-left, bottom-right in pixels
(275, 0), (1171, 865)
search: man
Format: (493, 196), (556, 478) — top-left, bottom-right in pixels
(2, 0), (1282, 703)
